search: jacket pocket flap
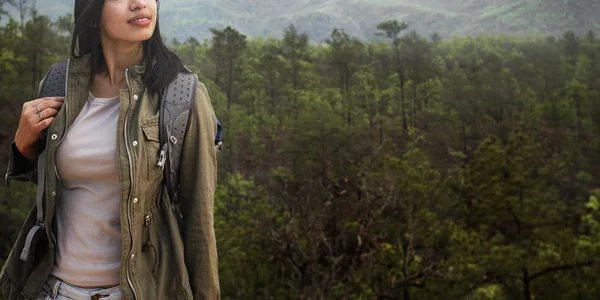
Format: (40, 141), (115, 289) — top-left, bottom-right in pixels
(141, 124), (159, 142)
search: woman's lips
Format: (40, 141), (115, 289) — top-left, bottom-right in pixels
(130, 18), (151, 27)
(128, 14), (152, 27)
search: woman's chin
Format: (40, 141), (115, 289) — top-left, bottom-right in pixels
(118, 33), (154, 44)
(121, 27), (155, 43)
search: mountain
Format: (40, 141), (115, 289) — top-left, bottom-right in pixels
(6, 0), (600, 41)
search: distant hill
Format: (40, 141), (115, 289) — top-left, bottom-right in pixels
(5, 0), (600, 41)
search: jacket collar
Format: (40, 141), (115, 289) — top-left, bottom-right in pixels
(69, 52), (148, 85)
(65, 53), (150, 131)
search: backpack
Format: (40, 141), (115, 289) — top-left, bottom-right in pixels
(37, 60), (220, 213)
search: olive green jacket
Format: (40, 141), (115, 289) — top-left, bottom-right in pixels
(0, 54), (220, 300)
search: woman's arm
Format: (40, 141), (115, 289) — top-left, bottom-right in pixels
(5, 141), (38, 186)
(5, 79), (63, 187)
(178, 81), (220, 300)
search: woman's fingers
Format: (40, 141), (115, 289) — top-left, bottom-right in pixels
(38, 117), (55, 129)
(15, 97), (65, 152)
(28, 96), (65, 107)
(24, 97), (65, 115)
(26, 98), (64, 124)
(37, 100), (65, 112)
(36, 108), (59, 124)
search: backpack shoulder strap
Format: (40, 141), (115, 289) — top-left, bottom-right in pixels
(158, 70), (198, 206)
(20, 59), (68, 263)
(39, 60), (68, 98)
(39, 60), (68, 143)
(159, 70), (224, 209)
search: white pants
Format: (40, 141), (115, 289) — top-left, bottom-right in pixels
(38, 275), (121, 300)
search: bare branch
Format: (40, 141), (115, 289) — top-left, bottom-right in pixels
(529, 261), (594, 282)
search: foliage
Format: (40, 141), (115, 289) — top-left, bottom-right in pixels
(3, 0), (597, 41)
(1, 5), (600, 299)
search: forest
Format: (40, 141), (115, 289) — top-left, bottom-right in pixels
(1, 7), (600, 300)
(16, 0), (600, 41)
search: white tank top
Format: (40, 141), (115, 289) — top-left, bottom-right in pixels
(52, 92), (122, 288)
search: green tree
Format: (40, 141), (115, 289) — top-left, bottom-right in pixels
(376, 20), (409, 134)
(326, 28), (363, 125)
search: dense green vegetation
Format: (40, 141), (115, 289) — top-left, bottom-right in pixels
(3, 0), (598, 41)
(1, 7), (600, 300)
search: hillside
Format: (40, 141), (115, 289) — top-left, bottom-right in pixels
(5, 0), (600, 41)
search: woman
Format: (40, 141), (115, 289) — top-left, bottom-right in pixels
(0, 0), (220, 299)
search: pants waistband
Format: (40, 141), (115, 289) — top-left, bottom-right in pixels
(45, 275), (120, 300)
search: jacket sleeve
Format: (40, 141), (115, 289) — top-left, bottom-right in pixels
(178, 81), (220, 299)
(4, 79), (44, 187)
(4, 141), (38, 186)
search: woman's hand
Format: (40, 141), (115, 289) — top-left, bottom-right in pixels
(14, 97), (65, 163)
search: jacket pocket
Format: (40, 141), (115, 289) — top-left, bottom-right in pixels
(142, 207), (180, 281)
(141, 117), (161, 181)
(141, 212), (158, 275)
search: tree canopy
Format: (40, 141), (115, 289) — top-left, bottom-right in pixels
(1, 7), (600, 300)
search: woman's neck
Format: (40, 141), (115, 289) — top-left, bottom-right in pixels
(99, 33), (144, 85)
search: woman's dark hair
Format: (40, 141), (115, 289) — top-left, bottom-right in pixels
(71, 0), (184, 95)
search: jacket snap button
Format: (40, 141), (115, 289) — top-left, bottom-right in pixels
(133, 197), (138, 203)
(132, 141), (138, 146)
(52, 191), (56, 196)
(51, 134), (58, 140)
(133, 94), (139, 100)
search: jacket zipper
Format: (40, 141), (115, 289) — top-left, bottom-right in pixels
(48, 64), (138, 298)
(124, 68), (140, 300)
(144, 213), (159, 274)
(51, 58), (71, 246)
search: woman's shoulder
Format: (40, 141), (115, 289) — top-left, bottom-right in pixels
(193, 80), (217, 125)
